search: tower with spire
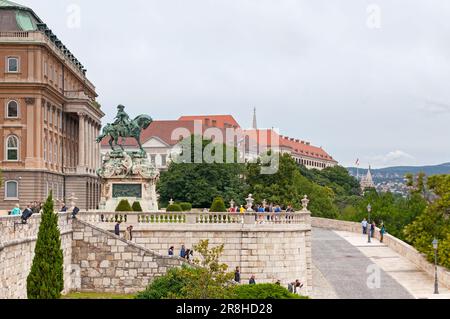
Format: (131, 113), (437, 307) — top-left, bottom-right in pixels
(252, 107), (258, 130)
(360, 166), (376, 191)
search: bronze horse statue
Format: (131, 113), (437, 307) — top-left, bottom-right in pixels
(96, 115), (153, 154)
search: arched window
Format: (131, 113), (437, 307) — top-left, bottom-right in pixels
(6, 135), (19, 161)
(5, 180), (18, 199)
(44, 139), (47, 162)
(6, 100), (18, 118)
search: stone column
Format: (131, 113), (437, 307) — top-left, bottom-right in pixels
(77, 112), (86, 171)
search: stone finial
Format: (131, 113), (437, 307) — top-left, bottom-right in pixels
(301, 195), (310, 211)
(262, 199), (267, 207)
(169, 198), (174, 206)
(67, 193), (78, 212)
(229, 199), (235, 209)
(245, 194), (255, 212)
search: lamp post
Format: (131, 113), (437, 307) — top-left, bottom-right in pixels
(367, 204), (372, 243)
(432, 238), (439, 294)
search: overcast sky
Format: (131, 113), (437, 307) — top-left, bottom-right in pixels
(22, 0), (450, 168)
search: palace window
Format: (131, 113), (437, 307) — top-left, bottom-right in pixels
(6, 100), (18, 118)
(6, 135), (19, 161)
(7, 57), (19, 73)
(5, 181), (18, 199)
(49, 141), (52, 163)
(44, 139), (47, 162)
(161, 154), (167, 166)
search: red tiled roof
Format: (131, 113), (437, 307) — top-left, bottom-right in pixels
(100, 120), (227, 147)
(178, 115), (240, 129)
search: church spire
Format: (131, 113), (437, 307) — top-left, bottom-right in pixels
(252, 107), (258, 130)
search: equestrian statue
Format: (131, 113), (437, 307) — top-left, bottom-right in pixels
(96, 105), (153, 155)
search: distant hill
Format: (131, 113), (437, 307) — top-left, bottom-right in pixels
(347, 162), (450, 184)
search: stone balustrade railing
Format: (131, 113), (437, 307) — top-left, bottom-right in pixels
(78, 211), (311, 225)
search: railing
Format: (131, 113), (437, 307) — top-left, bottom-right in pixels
(0, 31), (29, 38)
(77, 211), (310, 225)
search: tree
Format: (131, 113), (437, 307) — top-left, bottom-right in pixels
(178, 240), (235, 299)
(210, 197), (226, 212)
(132, 201), (143, 212)
(157, 136), (247, 208)
(115, 199), (132, 212)
(404, 175), (450, 268)
(135, 266), (191, 299)
(246, 153), (338, 218)
(27, 193), (64, 299)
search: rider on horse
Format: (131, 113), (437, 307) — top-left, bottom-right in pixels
(113, 105), (132, 134)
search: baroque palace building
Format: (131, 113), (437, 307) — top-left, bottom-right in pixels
(0, 1), (104, 212)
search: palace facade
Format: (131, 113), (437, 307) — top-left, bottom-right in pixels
(0, 1), (104, 212)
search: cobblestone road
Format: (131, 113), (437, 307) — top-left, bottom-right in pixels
(312, 228), (413, 299)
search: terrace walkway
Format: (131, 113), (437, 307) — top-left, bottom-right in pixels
(311, 228), (450, 299)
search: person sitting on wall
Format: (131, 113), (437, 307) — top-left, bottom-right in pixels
(71, 207), (80, 219)
(11, 204), (21, 216)
(60, 203), (68, 212)
(21, 204), (33, 224)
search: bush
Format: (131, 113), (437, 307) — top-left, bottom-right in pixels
(116, 199), (132, 212)
(166, 204), (183, 212)
(232, 284), (306, 299)
(210, 197), (226, 212)
(132, 201), (143, 212)
(27, 193), (64, 299)
(136, 266), (191, 299)
(179, 202), (192, 211)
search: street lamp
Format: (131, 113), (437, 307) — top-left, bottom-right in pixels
(367, 204), (372, 243)
(432, 238), (439, 294)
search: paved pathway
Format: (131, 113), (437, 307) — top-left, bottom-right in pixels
(312, 228), (414, 299)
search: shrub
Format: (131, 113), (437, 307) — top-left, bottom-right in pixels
(166, 204), (183, 212)
(179, 202), (192, 211)
(27, 193), (64, 299)
(136, 266), (191, 299)
(232, 284), (306, 299)
(210, 197), (226, 212)
(116, 199), (132, 212)
(132, 201), (143, 212)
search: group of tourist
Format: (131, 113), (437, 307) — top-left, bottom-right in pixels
(9, 202), (44, 223)
(361, 218), (387, 243)
(228, 203), (295, 213)
(114, 222), (134, 241)
(233, 267), (304, 294)
(168, 245), (194, 261)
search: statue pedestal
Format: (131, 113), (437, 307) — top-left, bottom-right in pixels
(98, 152), (159, 212)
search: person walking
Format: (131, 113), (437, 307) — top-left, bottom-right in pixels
(129, 225), (134, 241)
(249, 275), (256, 285)
(168, 246), (174, 256)
(124, 226), (131, 241)
(114, 222), (121, 236)
(362, 218), (368, 235)
(234, 267), (241, 284)
(380, 223), (386, 243)
(370, 221), (376, 238)
(11, 204), (21, 216)
(180, 245), (186, 258)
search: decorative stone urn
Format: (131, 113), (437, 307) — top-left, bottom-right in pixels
(246, 194), (255, 212)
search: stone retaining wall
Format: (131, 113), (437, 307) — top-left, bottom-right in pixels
(71, 220), (188, 294)
(311, 217), (450, 289)
(0, 214), (73, 299)
(91, 222), (313, 294)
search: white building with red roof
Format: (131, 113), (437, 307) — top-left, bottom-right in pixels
(100, 113), (338, 171)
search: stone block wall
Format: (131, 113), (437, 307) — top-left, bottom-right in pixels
(71, 220), (187, 294)
(311, 217), (450, 289)
(0, 214), (73, 299)
(100, 223), (312, 294)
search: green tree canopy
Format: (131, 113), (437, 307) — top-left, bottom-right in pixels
(157, 136), (247, 208)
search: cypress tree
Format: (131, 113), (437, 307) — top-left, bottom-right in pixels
(27, 192), (64, 299)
